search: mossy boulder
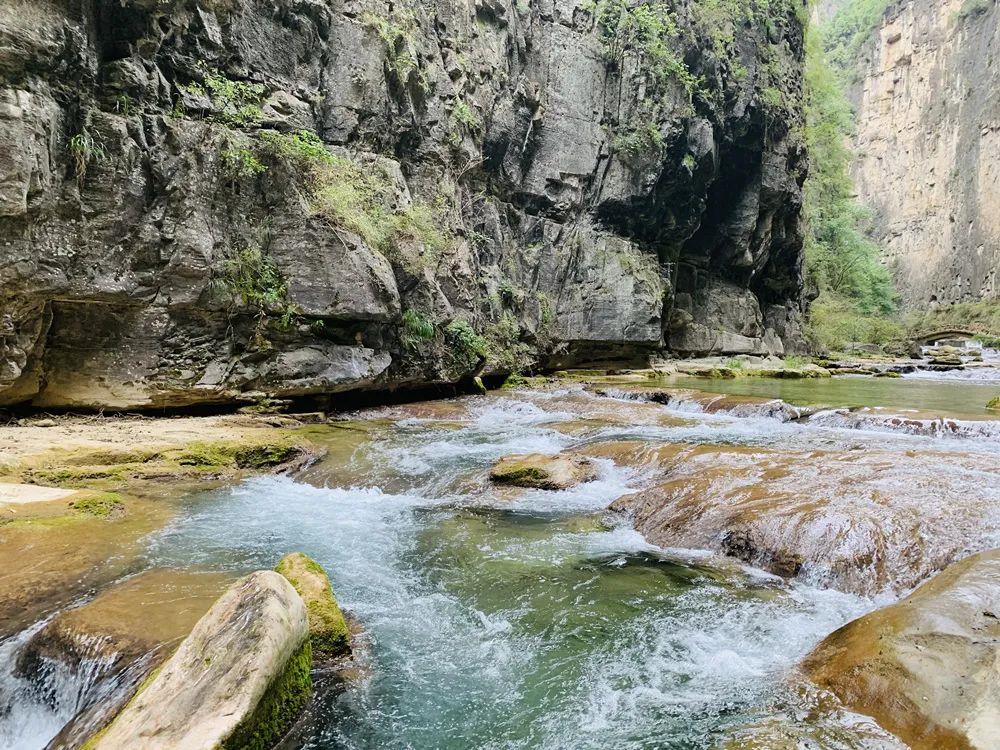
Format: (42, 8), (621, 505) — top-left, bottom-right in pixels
(803, 550), (1000, 750)
(489, 453), (598, 490)
(745, 364), (832, 379)
(987, 396), (1000, 411)
(84, 571), (310, 750)
(688, 366), (738, 379)
(276, 552), (351, 658)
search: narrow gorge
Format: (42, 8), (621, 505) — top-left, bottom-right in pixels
(1, 2), (998, 750)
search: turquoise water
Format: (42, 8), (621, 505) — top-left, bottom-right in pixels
(142, 395), (889, 749)
(11, 377), (998, 748)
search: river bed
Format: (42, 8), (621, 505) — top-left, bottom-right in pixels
(2, 374), (999, 749)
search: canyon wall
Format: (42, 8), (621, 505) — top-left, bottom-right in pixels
(0, 0), (808, 410)
(847, 0), (1000, 309)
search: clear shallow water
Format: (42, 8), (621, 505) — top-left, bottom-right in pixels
(667, 372), (1000, 416)
(7, 381), (997, 749)
(141, 397), (887, 750)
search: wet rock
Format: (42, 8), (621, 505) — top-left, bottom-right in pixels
(611, 443), (1000, 595)
(19, 569), (231, 676)
(276, 552), (351, 658)
(590, 386), (825, 422)
(489, 453), (598, 491)
(803, 550), (1000, 750)
(720, 682), (908, 749)
(85, 570), (310, 750)
(929, 355), (963, 367)
(0, 497), (172, 639)
(18, 570), (232, 748)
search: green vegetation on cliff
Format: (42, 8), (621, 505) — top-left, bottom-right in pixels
(802, 9), (900, 351)
(803, 1), (1000, 352)
(821, 0), (890, 83)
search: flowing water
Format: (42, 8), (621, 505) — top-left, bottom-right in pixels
(3, 374), (999, 749)
(669, 371), (1000, 416)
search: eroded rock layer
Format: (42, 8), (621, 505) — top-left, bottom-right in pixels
(0, 0), (808, 410)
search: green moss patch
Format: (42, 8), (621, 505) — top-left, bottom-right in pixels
(276, 553), (351, 658)
(492, 466), (548, 485)
(987, 396), (1000, 411)
(222, 640), (312, 750)
(70, 492), (125, 518)
(12, 435), (310, 491)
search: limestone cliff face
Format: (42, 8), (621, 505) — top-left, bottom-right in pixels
(847, 0), (1000, 308)
(0, 0), (808, 410)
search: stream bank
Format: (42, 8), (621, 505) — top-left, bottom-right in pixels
(1, 371), (998, 749)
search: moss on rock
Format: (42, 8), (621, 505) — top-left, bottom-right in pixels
(69, 491), (125, 518)
(276, 552), (351, 658)
(987, 396), (1000, 411)
(222, 640), (312, 750)
(9, 435), (313, 491)
(489, 453), (599, 490)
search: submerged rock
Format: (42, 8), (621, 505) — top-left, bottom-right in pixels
(0, 496), (172, 639)
(489, 453), (598, 490)
(610, 443), (1000, 595)
(276, 553), (351, 659)
(85, 571), (310, 750)
(803, 550), (1000, 750)
(18, 569), (231, 676)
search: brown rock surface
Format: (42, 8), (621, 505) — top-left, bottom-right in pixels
(19, 569), (234, 673)
(611, 443), (1000, 594)
(803, 550), (1000, 750)
(489, 453), (599, 490)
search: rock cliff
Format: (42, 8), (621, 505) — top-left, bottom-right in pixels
(0, 0), (808, 410)
(845, 0), (1000, 308)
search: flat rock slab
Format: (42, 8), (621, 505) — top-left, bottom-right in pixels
(88, 570), (309, 750)
(22, 569), (233, 671)
(610, 443), (1000, 595)
(489, 453), (598, 490)
(803, 550), (1000, 750)
(0, 481), (76, 504)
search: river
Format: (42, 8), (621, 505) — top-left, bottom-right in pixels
(2, 372), (999, 749)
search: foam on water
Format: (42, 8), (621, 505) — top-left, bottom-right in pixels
(135, 404), (878, 749)
(7, 384), (992, 748)
(904, 366), (1000, 383)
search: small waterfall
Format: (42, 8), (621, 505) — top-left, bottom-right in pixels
(0, 621), (152, 750)
(807, 408), (1000, 441)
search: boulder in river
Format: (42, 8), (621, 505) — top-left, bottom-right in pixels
(276, 552), (351, 659)
(802, 550), (1000, 750)
(84, 570), (310, 750)
(489, 453), (598, 490)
